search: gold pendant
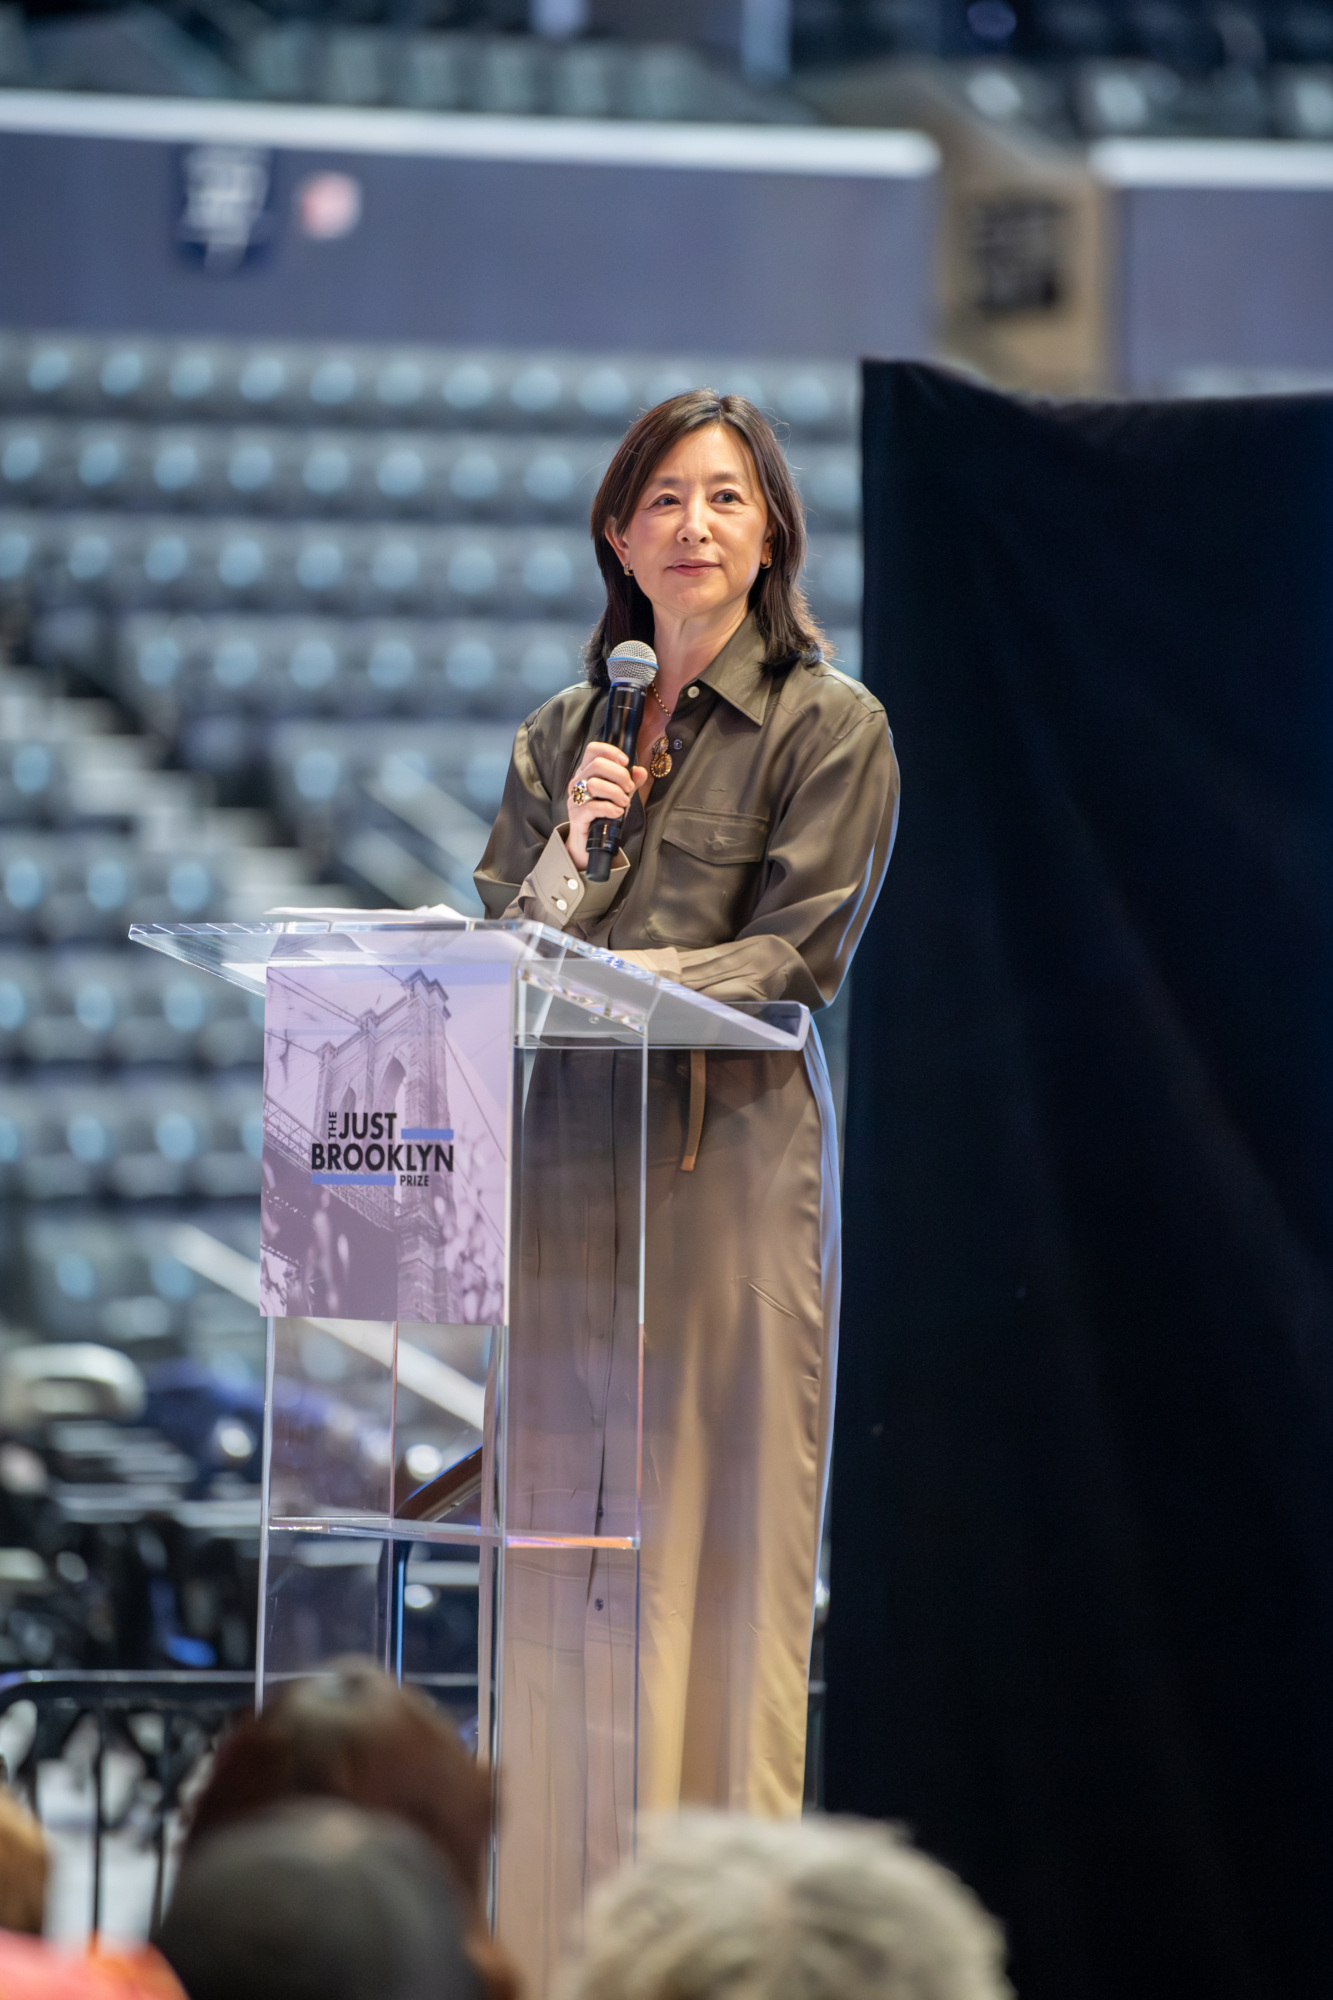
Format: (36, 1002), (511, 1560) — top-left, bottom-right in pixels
(649, 737), (672, 779)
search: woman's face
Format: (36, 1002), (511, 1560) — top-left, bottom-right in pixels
(607, 424), (773, 628)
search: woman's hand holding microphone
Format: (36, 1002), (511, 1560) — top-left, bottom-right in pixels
(565, 742), (648, 873)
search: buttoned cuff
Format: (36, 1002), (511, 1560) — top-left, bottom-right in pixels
(517, 825), (630, 930)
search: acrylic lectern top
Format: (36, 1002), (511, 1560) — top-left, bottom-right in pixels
(128, 914), (809, 1054)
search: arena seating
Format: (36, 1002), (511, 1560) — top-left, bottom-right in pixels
(7, 9), (815, 124)
(0, 339), (856, 433)
(791, 0), (1333, 140)
(232, 26), (809, 120)
(0, 327), (861, 1677)
(7, 0), (1331, 143)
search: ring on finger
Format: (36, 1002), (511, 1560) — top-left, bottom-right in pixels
(570, 778), (593, 806)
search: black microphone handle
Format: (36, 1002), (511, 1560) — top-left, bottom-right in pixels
(585, 683), (647, 883)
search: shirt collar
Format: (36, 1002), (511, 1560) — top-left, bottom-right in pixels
(697, 613), (769, 727)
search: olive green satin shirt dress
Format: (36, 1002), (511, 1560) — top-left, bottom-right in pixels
(474, 613), (898, 1985)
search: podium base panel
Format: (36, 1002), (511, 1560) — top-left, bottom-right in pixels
(494, 1544), (639, 1994)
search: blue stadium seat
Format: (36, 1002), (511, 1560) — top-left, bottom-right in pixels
(159, 346), (245, 421)
(128, 958), (261, 1069)
(0, 420), (60, 507)
(5, 1081), (110, 1200)
(65, 425), (140, 508)
(0, 735), (64, 824)
(295, 433), (373, 513)
(91, 339), (167, 417)
(211, 522), (284, 606)
(25, 953), (139, 1063)
(301, 352), (379, 425)
(397, 33), (472, 112)
(0, 512), (44, 596)
(0, 832), (58, 939)
(224, 430), (286, 508)
(231, 349), (302, 423)
(108, 1083), (215, 1201)
(116, 612), (201, 718)
(0, 951), (45, 1059)
(513, 626), (585, 702)
(319, 26), (394, 106)
(23, 1209), (153, 1338)
(10, 338), (103, 414)
(195, 1078), (264, 1197)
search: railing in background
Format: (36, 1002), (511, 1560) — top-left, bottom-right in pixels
(0, 1669), (252, 1938)
(0, 1665), (482, 1939)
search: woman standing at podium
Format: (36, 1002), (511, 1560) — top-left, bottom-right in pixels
(476, 391), (898, 1971)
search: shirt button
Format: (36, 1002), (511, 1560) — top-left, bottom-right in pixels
(686, 686), (699, 698)
(554, 897), (568, 912)
(672, 738), (683, 751)
(566, 878), (578, 892)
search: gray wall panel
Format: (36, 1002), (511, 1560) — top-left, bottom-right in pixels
(1119, 187), (1333, 388)
(1095, 143), (1333, 391)
(0, 115), (938, 358)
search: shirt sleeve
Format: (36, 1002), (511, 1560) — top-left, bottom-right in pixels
(474, 717), (630, 932)
(622, 710), (899, 1010)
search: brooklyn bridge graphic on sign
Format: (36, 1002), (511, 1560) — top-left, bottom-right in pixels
(260, 959), (509, 1324)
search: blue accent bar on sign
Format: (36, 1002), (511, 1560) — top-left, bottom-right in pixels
(312, 1173), (396, 1186)
(400, 1128), (454, 1141)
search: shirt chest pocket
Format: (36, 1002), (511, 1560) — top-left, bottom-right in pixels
(646, 809), (770, 947)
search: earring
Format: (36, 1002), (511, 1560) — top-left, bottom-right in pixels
(761, 556), (772, 569)
(624, 565), (633, 577)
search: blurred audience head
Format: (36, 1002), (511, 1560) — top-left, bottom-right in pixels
(565, 1812), (1012, 2000)
(0, 1784), (49, 1934)
(157, 1799), (480, 2000)
(182, 1658), (490, 1903)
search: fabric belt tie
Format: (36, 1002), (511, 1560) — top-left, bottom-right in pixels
(681, 1049), (707, 1172)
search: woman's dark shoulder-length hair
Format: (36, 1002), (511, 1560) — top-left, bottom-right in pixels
(584, 388), (826, 688)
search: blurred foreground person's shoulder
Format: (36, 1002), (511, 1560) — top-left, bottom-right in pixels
(0, 1784), (180, 2000)
(0, 1786), (48, 1936)
(155, 1799), (482, 2000)
(0, 1932), (183, 2000)
(564, 1812), (1012, 2000)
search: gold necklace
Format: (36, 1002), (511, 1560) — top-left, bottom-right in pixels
(648, 683), (675, 779)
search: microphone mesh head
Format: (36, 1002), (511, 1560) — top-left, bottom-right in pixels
(606, 639), (658, 690)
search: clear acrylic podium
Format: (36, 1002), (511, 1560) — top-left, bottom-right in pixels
(131, 914), (808, 1991)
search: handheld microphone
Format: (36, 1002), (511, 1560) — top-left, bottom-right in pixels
(585, 639), (658, 882)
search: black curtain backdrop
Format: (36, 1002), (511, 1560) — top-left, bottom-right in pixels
(826, 362), (1333, 2000)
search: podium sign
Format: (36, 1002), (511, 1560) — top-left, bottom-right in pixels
(259, 957), (510, 1324)
(130, 914), (808, 1995)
